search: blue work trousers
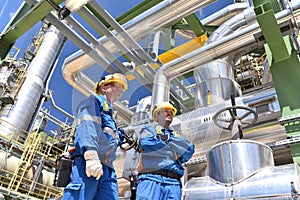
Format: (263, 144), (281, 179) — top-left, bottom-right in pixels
(136, 174), (181, 200)
(62, 156), (118, 200)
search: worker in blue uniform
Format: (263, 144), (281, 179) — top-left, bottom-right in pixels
(136, 102), (195, 200)
(62, 73), (128, 200)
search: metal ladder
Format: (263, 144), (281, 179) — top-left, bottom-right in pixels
(7, 132), (41, 195)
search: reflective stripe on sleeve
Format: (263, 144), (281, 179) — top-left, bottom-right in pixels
(77, 115), (102, 125)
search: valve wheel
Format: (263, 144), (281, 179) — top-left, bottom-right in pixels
(212, 106), (258, 130)
(120, 131), (138, 151)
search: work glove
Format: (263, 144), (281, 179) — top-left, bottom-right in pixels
(84, 150), (103, 180)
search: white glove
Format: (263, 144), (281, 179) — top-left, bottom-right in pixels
(84, 150), (103, 180)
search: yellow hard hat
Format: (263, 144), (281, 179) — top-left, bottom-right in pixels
(152, 102), (177, 121)
(94, 73), (128, 94)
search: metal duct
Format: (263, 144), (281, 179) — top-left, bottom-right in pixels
(207, 140), (274, 185)
(151, 0), (300, 107)
(0, 25), (66, 140)
(183, 163), (300, 199)
(183, 139), (300, 200)
(194, 5), (257, 109)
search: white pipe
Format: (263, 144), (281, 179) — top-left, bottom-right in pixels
(201, 2), (249, 25)
(61, 0), (217, 98)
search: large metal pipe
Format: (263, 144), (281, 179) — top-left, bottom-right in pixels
(183, 161), (300, 199)
(64, 13), (147, 85)
(0, 25), (66, 140)
(151, 0), (300, 107)
(182, 139), (299, 200)
(61, 0), (217, 99)
(201, 2), (249, 25)
(194, 5), (257, 108)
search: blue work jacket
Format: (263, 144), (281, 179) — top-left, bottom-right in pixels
(72, 94), (124, 163)
(138, 124), (194, 177)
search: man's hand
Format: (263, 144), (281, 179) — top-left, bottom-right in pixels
(84, 150), (103, 180)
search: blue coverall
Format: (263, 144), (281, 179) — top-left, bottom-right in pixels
(136, 125), (195, 200)
(62, 94), (124, 200)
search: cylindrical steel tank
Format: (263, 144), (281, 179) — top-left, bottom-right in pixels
(207, 140), (274, 185)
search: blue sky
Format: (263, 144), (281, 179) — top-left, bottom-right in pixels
(0, 0), (233, 132)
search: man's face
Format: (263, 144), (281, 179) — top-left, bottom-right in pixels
(103, 83), (124, 103)
(156, 108), (173, 126)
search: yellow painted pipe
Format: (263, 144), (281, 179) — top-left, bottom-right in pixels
(126, 34), (208, 80)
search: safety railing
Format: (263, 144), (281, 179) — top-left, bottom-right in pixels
(0, 118), (65, 199)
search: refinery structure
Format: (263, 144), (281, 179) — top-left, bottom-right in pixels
(0, 0), (300, 199)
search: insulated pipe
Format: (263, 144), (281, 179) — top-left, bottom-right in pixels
(78, 6), (155, 84)
(62, 0), (217, 96)
(207, 6), (257, 42)
(201, 2), (249, 25)
(79, 7), (154, 84)
(176, 2), (249, 40)
(151, 0), (300, 107)
(193, 6), (257, 108)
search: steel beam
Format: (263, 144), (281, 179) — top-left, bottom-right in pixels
(0, 0), (63, 60)
(253, 0), (300, 163)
